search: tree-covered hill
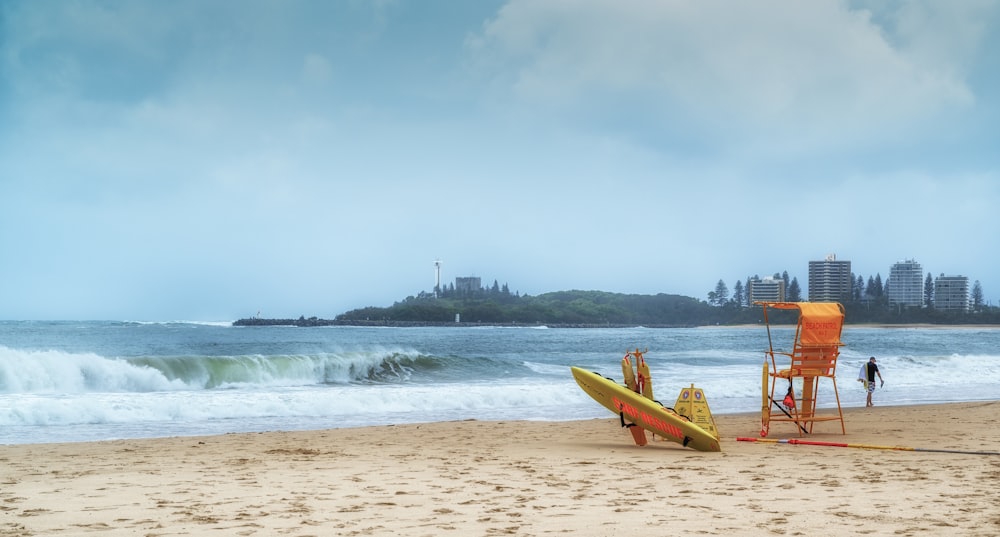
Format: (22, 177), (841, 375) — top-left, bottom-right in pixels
(335, 290), (720, 327)
(234, 287), (1000, 327)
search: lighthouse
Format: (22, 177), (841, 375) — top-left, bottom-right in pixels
(433, 259), (442, 298)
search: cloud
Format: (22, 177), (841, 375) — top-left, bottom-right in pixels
(465, 0), (981, 160)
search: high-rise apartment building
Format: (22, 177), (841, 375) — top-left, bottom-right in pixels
(886, 259), (924, 308)
(749, 277), (785, 304)
(934, 275), (970, 312)
(808, 254), (852, 303)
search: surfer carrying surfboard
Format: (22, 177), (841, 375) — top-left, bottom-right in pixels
(864, 356), (884, 407)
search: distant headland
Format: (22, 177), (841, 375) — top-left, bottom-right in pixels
(231, 317), (676, 329)
(233, 289), (1000, 327)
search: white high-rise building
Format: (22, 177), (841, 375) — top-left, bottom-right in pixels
(886, 259), (924, 308)
(934, 275), (970, 312)
(749, 277), (785, 304)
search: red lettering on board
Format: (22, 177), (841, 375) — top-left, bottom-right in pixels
(612, 397), (639, 419)
(613, 397), (687, 441)
(639, 411), (683, 440)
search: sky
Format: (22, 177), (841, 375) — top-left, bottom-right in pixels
(1, 0), (998, 321)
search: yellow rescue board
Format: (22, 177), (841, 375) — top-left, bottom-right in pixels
(673, 384), (719, 440)
(621, 355), (638, 392)
(571, 367), (721, 452)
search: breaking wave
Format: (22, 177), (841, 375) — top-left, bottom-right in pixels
(0, 345), (524, 393)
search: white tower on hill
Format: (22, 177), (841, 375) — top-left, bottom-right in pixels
(434, 259), (442, 297)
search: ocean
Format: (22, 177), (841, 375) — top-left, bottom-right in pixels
(2, 321), (998, 445)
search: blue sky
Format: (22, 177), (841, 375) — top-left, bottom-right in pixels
(1, 0), (998, 320)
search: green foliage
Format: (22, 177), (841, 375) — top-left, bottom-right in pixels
(924, 272), (935, 308)
(732, 280), (745, 308)
(709, 280), (729, 306)
(787, 277), (802, 301)
(336, 290), (721, 326)
(972, 280), (984, 311)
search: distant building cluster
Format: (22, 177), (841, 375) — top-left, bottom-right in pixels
(439, 256), (976, 313)
(746, 254), (973, 311)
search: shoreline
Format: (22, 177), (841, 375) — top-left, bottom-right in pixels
(4, 398), (999, 448)
(233, 318), (1000, 329)
(3, 401), (998, 535)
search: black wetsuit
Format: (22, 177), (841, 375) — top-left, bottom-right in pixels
(867, 362), (880, 383)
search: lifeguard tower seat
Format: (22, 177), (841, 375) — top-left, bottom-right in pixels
(758, 302), (846, 437)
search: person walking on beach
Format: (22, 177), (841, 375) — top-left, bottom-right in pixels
(865, 356), (884, 407)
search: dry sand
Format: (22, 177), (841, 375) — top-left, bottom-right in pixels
(2, 402), (999, 536)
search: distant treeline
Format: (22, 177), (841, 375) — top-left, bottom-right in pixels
(301, 288), (1000, 327)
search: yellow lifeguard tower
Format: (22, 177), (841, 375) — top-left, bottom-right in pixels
(758, 302), (846, 437)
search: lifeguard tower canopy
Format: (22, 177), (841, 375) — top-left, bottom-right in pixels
(759, 301), (845, 347)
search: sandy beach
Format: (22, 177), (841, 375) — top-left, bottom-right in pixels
(2, 402), (999, 536)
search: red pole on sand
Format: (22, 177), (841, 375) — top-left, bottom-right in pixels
(736, 437), (1000, 456)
